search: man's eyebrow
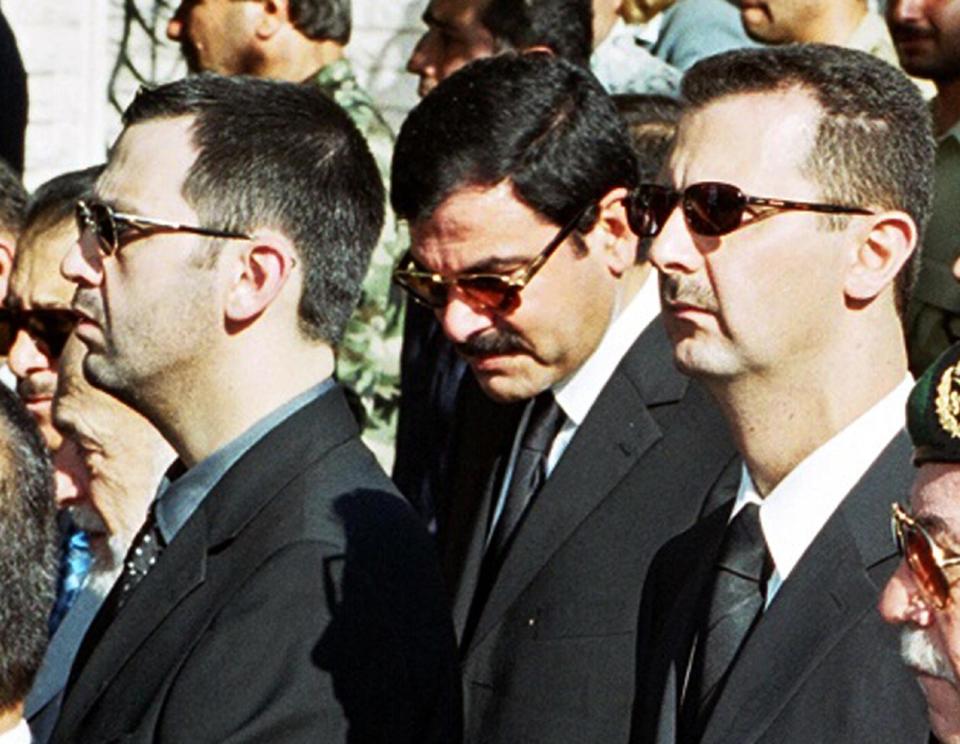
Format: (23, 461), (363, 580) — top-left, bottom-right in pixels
(916, 513), (960, 554)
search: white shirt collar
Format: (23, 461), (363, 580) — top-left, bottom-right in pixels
(553, 274), (660, 426)
(0, 719), (30, 744)
(731, 375), (913, 603)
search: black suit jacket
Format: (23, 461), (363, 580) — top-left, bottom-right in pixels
(440, 319), (737, 744)
(631, 432), (929, 744)
(51, 386), (462, 744)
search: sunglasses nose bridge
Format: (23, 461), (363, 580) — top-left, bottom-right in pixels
(436, 284), (497, 344)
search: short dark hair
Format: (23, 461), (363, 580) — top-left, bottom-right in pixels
(0, 158), (26, 238)
(289, 0), (351, 45)
(681, 44), (936, 316)
(0, 384), (56, 711)
(613, 94), (684, 182)
(481, 0), (592, 67)
(22, 165), (104, 243)
(392, 53), (638, 233)
(121, 74), (384, 344)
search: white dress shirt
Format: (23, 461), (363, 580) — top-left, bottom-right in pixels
(487, 277), (662, 540)
(730, 375), (913, 606)
(0, 718), (31, 744)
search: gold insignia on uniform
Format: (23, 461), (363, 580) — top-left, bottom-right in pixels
(935, 362), (960, 438)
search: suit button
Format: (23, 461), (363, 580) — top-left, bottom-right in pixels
(527, 617), (536, 627)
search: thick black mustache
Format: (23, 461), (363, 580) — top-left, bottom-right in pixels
(889, 24), (936, 43)
(456, 329), (530, 358)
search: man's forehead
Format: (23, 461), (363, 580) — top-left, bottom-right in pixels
(8, 218), (78, 308)
(99, 116), (198, 213)
(669, 89), (820, 187)
(425, 0), (487, 27)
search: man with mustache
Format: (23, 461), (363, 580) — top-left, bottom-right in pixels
(391, 53), (736, 744)
(24, 335), (174, 744)
(880, 342), (960, 744)
(887, 0), (960, 375)
(629, 44), (932, 743)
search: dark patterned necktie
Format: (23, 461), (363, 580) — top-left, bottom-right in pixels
(107, 500), (166, 619)
(682, 502), (770, 738)
(485, 391), (567, 562)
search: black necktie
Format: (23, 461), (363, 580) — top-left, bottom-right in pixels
(486, 391), (566, 563)
(682, 502), (770, 737)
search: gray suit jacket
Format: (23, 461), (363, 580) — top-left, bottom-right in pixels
(441, 319), (737, 744)
(632, 433), (929, 744)
(25, 583), (108, 744)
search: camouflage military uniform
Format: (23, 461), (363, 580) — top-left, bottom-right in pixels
(311, 58), (406, 471)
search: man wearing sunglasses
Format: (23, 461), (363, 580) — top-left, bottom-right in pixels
(391, 53), (736, 744)
(630, 45), (932, 743)
(4, 167), (102, 643)
(51, 75), (460, 743)
(881, 343), (960, 744)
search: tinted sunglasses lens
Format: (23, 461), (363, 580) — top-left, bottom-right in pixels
(901, 521), (951, 607)
(684, 183), (747, 237)
(628, 186), (676, 237)
(0, 310), (16, 354)
(394, 270), (447, 309)
(0, 310), (76, 358)
(29, 311), (77, 358)
(89, 203), (117, 254)
(458, 276), (515, 311)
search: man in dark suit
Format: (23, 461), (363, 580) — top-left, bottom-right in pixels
(390, 53), (736, 743)
(52, 74), (461, 743)
(630, 44), (934, 743)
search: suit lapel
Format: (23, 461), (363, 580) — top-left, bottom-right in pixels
(700, 433), (911, 744)
(464, 323), (688, 653)
(25, 582), (107, 718)
(58, 386), (363, 732)
(643, 496), (734, 744)
(58, 511), (209, 732)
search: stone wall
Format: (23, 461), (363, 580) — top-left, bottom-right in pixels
(3, 0), (424, 189)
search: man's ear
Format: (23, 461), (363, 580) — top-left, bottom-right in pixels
(0, 237), (15, 299)
(223, 230), (298, 326)
(844, 211), (917, 303)
(591, 186), (636, 277)
(253, 0), (288, 40)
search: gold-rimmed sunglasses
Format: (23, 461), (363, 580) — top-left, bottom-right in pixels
(392, 203), (592, 312)
(891, 502), (960, 610)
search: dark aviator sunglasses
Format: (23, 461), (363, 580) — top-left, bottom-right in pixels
(624, 181), (874, 238)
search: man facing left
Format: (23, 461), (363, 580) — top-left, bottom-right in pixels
(52, 74), (460, 743)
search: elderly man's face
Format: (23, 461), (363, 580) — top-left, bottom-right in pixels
(880, 463), (960, 743)
(888, 0), (960, 82)
(6, 218), (80, 449)
(60, 116), (224, 410)
(647, 89), (863, 381)
(407, 0), (496, 97)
